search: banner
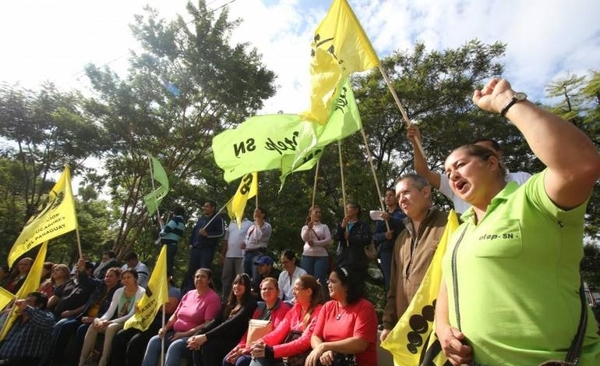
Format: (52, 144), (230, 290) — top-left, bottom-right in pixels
(124, 245), (169, 332)
(225, 173), (258, 227)
(212, 79), (361, 183)
(8, 167), (77, 267)
(381, 210), (459, 366)
(143, 155), (170, 216)
(0, 241), (48, 341)
(302, 0), (380, 125)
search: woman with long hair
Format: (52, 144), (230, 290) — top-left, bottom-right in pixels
(78, 269), (145, 366)
(300, 205), (331, 291)
(305, 267), (378, 366)
(45, 263), (70, 311)
(223, 277), (291, 366)
(187, 273), (257, 366)
(141, 268), (220, 366)
(249, 274), (325, 366)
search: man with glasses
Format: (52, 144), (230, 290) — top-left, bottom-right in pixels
(184, 200), (225, 292)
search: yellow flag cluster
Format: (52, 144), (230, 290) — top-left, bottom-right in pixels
(124, 245), (169, 332)
(381, 210), (459, 366)
(302, 0), (380, 125)
(8, 166), (78, 267)
(0, 241), (48, 341)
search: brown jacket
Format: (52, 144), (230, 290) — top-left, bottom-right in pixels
(382, 207), (448, 330)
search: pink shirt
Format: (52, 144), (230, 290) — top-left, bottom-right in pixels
(313, 298), (378, 366)
(173, 288), (221, 332)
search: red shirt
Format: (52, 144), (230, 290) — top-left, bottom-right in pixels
(313, 298), (378, 366)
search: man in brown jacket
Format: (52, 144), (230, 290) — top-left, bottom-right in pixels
(380, 173), (448, 342)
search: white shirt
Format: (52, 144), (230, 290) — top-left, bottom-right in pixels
(224, 219), (253, 258)
(244, 222), (272, 250)
(439, 170), (532, 214)
(278, 266), (307, 302)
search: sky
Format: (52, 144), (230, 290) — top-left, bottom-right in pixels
(0, 0), (598, 115)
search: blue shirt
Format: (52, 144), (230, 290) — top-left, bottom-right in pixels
(0, 306), (56, 359)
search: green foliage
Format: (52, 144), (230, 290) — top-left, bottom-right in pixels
(80, 0), (277, 261)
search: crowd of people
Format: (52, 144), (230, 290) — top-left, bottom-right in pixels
(0, 78), (599, 366)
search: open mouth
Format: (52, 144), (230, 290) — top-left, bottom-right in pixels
(455, 180), (469, 195)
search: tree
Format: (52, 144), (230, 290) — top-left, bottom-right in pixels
(0, 82), (107, 222)
(81, 0), (277, 266)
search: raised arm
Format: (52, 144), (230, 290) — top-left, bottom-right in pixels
(407, 124), (441, 189)
(473, 78), (600, 209)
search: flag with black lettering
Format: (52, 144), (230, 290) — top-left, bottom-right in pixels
(301, 0), (379, 125)
(212, 80), (361, 183)
(381, 211), (459, 366)
(226, 173), (257, 227)
(8, 166), (77, 267)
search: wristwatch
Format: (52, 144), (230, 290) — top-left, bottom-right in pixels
(500, 92), (527, 117)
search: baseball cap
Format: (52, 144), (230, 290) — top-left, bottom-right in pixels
(254, 256), (274, 266)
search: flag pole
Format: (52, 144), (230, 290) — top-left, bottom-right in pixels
(337, 141), (347, 209)
(311, 160), (321, 208)
(359, 129), (390, 231)
(378, 66), (427, 158)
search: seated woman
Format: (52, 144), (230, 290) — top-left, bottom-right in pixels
(277, 250), (307, 304)
(141, 268), (221, 366)
(305, 267), (378, 366)
(78, 269), (145, 366)
(110, 274), (181, 366)
(49, 265), (121, 365)
(248, 275), (325, 366)
(187, 274), (257, 366)
(223, 277), (291, 366)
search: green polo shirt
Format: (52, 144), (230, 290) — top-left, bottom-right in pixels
(442, 170), (600, 365)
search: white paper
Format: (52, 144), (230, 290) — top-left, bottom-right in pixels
(369, 210), (384, 221)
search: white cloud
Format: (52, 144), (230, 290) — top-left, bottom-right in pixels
(0, 0), (598, 114)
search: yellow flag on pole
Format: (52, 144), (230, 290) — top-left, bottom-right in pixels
(8, 166), (78, 267)
(302, 0), (380, 125)
(0, 241), (48, 341)
(381, 211), (459, 366)
(124, 245), (169, 331)
(225, 173), (258, 227)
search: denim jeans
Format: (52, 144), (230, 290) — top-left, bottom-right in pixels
(141, 333), (190, 366)
(300, 255), (329, 289)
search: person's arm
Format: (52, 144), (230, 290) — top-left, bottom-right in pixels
(207, 217), (225, 238)
(300, 225), (311, 243)
(312, 224), (331, 247)
(272, 305), (322, 358)
(435, 281), (472, 365)
(23, 306), (55, 331)
(407, 124), (441, 189)
(204, 299), (257, 341)
(99, 288), (121, 321)
(473, 78), (600, 210)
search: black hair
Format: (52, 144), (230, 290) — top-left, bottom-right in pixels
(173, 206), (185, 217)
(332, 266), (364, 304)
(103, 250), (116, 258)
(122, 268), (139, 280)
(452, 144), (507, 179)
(27, 291), (48, 310)
(472, 138), (502, 153)
(282, 249), (297, 265)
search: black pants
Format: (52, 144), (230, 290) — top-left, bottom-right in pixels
(110, 323), (159, 366)
(1, 357), (41, 366)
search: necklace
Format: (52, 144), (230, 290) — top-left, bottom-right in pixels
(336, 313), (342, 321)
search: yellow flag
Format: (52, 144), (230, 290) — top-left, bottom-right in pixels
(381, 211), (459, 366)
(0, 241), (48, 341)
(0, 287), (15, 311)
(302, 0), (380, 125)
(124, 245), (169, 331)
(225, 172), (258, 227)
(8, 166), (78, 267)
